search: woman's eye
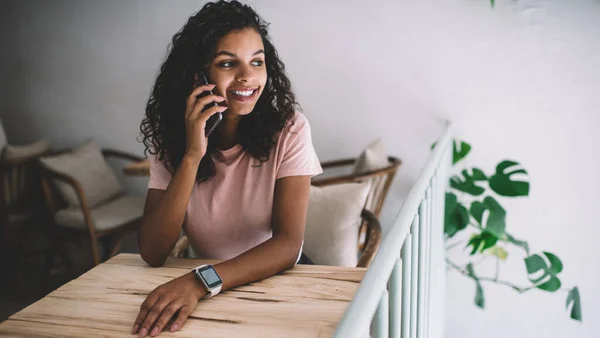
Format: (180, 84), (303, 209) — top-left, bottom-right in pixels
(251, 60), (264, 66)
(219, 61), (234, 68)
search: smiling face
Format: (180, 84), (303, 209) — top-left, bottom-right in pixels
(207, 28), (267, 118)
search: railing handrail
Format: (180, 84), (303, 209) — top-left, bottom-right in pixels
(333, 123), (453, 337)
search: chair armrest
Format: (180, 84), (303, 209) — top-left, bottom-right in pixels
(40, 166), (93, 214)
(312, 156), (402, 187)
(0, 150), (50, 168)
(170, 236), (190, 258)
(102, 149), (144, 162)
(319, 158), (356, 170)
(357, 209), (382, 268)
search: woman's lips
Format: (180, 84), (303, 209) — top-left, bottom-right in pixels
(228, 87), (258, 103)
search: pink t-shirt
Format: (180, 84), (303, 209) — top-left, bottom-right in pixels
(148, 112), (323, 260)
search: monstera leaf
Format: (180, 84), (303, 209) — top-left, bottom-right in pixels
(525, 252), (563, 292)
(467, 231), (498, 255)
(450, 168), (488, 196)
(489, 160), (529, 197)
(470, 196), (506, 238)
(445, 193), (470, 237)
(453, 140), (472, 165)
(566, 287), (582, 321)
(466, 263), (485, 308)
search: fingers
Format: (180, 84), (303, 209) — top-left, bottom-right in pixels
(148, 299), (185, 337)
(189, 104), (227, 123)
(186, 84), (216, 107)
(169, 303), (194, 332)
(132, 294), (159, 335)
(138, 298), (170, 338)
(186, 95), (225, 119)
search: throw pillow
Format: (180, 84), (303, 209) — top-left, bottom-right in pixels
(303, 180), (371, 267)
(40, 140), (123, 207)
(352, 138), (389, 174)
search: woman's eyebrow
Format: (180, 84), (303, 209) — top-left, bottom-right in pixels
(215, 49), (265, 57)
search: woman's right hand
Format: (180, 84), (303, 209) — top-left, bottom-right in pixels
(184, 84), (227, 162)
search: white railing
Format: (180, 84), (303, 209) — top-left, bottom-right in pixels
(333, 124), (453, 338)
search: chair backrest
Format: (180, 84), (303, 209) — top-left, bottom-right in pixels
(311, 156), (401, 251)
(38, 149), (73, 214)
(0, 155), (48, 227)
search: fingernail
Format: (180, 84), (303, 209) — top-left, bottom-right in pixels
(171, 323), (180, 332)
(132, 324), (139, 334)
(139, 327), (147, 338)
(150, 327), (159, 336)
(217, 96), (225, 101)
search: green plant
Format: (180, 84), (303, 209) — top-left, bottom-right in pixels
(440, 140), (582, 322)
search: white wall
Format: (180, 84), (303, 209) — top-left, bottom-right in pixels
(1, 0), (599, 337)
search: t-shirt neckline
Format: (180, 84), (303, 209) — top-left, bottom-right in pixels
(217, 143), (243, 157)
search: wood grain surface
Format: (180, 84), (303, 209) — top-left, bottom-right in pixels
(0, 254), (365, 337)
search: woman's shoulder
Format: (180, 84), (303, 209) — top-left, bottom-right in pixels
(283, 111), (312, 134)
(275, 111), (316, 152)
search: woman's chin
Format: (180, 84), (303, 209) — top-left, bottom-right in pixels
(225, 106), (255, 117)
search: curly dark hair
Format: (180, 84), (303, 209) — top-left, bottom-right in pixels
(140, 0), (299, 183)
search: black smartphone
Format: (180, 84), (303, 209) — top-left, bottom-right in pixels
(196, 72), (223, 138)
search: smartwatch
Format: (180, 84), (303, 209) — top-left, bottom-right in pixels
(192, 264), (223, 299)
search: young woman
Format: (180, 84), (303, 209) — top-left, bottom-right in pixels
(133, 1), (322, 336)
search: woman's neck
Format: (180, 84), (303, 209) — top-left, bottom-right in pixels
(215, 112), (242, 150)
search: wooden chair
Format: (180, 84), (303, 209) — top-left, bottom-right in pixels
(169, 209), (382, 268)
(312, 156), (401, 252)
(0, 149), (51, 299)
(39, 149), (145, 272)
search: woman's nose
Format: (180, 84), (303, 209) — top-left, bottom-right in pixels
(235, 64), (255, 83)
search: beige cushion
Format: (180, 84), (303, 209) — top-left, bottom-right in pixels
(352, 138), (389, 174)
(303, 181), (371, 267)
(40, 141), (123, 207)
(55, 195), (145, 231)
(3, 139), (49, 161)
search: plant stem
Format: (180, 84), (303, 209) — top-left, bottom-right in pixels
(446, 259), (535, 293)
(445, 241), (464, 250)
(494, 256), (500, 281)
(466, 223), (529, 255)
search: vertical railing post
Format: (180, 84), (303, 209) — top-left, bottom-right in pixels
(417, 197), (428, 338)
(400, 234), (412, 338)
(373, 290), (389, 338)
(424, 187), (432, 338)
(390, 257), (402, 338)
(409, 216), (419, 338)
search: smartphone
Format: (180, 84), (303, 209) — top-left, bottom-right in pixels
(196, 72), (223, 138)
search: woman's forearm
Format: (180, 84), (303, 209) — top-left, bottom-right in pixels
(213, 233), (301, 292)
(138, 154), (202, 267)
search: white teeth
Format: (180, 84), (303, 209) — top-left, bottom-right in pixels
(232, 90), (254, 97)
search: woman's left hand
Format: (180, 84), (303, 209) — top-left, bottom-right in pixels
(132, 272), (206, 337)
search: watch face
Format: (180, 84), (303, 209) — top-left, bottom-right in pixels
(198, 265), (222, 288)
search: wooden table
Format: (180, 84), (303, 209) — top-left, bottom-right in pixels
(124, 159), (150, 176)
(0, 254), (365, 337)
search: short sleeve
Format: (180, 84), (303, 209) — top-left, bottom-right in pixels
(148, 154), (172, 190)
(276, 113), (323, 180)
